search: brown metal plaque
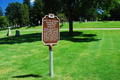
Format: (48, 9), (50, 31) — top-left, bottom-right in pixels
(42, 15), (60, 45)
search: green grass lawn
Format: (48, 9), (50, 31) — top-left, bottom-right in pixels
(61, 21), (120, 28)
(1, 21), (120, 31)
(0, 29), (120, 80)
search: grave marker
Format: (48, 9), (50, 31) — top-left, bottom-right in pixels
(7, 27), (11, 36)
(15, 30), (20, 37)
(38, 20), (40, 25)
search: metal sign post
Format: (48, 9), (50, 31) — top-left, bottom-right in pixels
(49, 44), (53, 76)
(42, 14), (60, 77)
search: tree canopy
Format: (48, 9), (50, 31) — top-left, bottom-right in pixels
(19, 4), (29, 26)
(0, 16), (9, 28)
(5, 2), (21, 25)
(0, 7), (3, 16)
(59, 0), (118, 35)
(5, 2), (29, 26)
(23, 0), (30, 8)
(32, 0), (44, 25)
(3, 0), (120, 35)
(42, 0), (60, 14)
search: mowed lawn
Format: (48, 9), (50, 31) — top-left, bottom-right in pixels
(61, 21), (120, 28)
(1, 21), (120, 31)
(0, 28), (120, 80)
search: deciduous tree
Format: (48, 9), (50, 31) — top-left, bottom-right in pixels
(60, 0), (117, 35)
(42, 0), (60, 15)
(33, 0), (44, 25)
(19, 4), (30, 26)
(5, 2), (21, 26)
(57, 13), (67, 26)
(23, 0), (30, 8)
(0, 7), (3, 16)
(0, 16), (9, 28)
(109, 2), (120, 20)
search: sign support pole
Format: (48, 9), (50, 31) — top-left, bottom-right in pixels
(49, 44), (53, 77)
(42, 14), (60, 77)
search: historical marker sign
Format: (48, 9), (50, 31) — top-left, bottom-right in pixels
(42, 14), (60, 45)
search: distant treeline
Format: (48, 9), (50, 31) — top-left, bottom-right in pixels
(0, 0), (120, 29)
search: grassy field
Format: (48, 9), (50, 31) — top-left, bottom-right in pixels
(61, 21), (120, 28)
(0, 21), (120, 31)
(0, 27), (120, 80)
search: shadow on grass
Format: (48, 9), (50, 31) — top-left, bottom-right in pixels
(60, 31), (101, 42)
(12, 74), (42, 78)
(0, 31), (101, 44)
(0, 33), (41, 44)
(60, 24), (63, 28)
(0, 27), (8, 31)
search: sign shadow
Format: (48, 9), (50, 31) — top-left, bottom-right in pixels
(12, 74), (42, 78)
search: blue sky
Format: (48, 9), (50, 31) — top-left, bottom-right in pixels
(0, 0), (34, 14)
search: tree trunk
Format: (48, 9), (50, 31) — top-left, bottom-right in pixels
(68, 4), (73, 35)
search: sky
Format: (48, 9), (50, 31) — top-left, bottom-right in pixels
(0, 0), (35, 14)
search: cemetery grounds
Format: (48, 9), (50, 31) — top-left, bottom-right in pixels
(0, 21), (120, 80)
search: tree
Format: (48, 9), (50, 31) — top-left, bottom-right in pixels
(24, 4), (30, 25)
(23, 0), (30, 8)
(0, 7), (3, 16)
(59, 0), (94, 35)
(97, 0), (119, 21)
(23, 0), (32, 24)
(5, 2), (21, 26)
(60, 0), (117, 35)
(19, 4), (25, 26)
(42, 0), (60, 15)
(33, 0), (44, 25)
(5, 2), (30, 27)
(109, 2), (120, 20)
(0, 16), (9, 28)
(57, 13), (67, 26)
(19, 4), (30, 26)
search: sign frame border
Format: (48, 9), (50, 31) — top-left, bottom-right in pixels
(42, 15), (60, 45)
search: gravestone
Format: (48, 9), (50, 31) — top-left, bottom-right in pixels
(38, 20), (40, 25)
(84, 19), (87, 22)
(15, 30), (20, 37)
(79, 17), (82, 21)
(7, 27), (11, 36)
(94, 20), (97, 21)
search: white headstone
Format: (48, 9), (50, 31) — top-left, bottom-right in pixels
(7, 27), (11, 36)
(85, 19), (87, 22)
